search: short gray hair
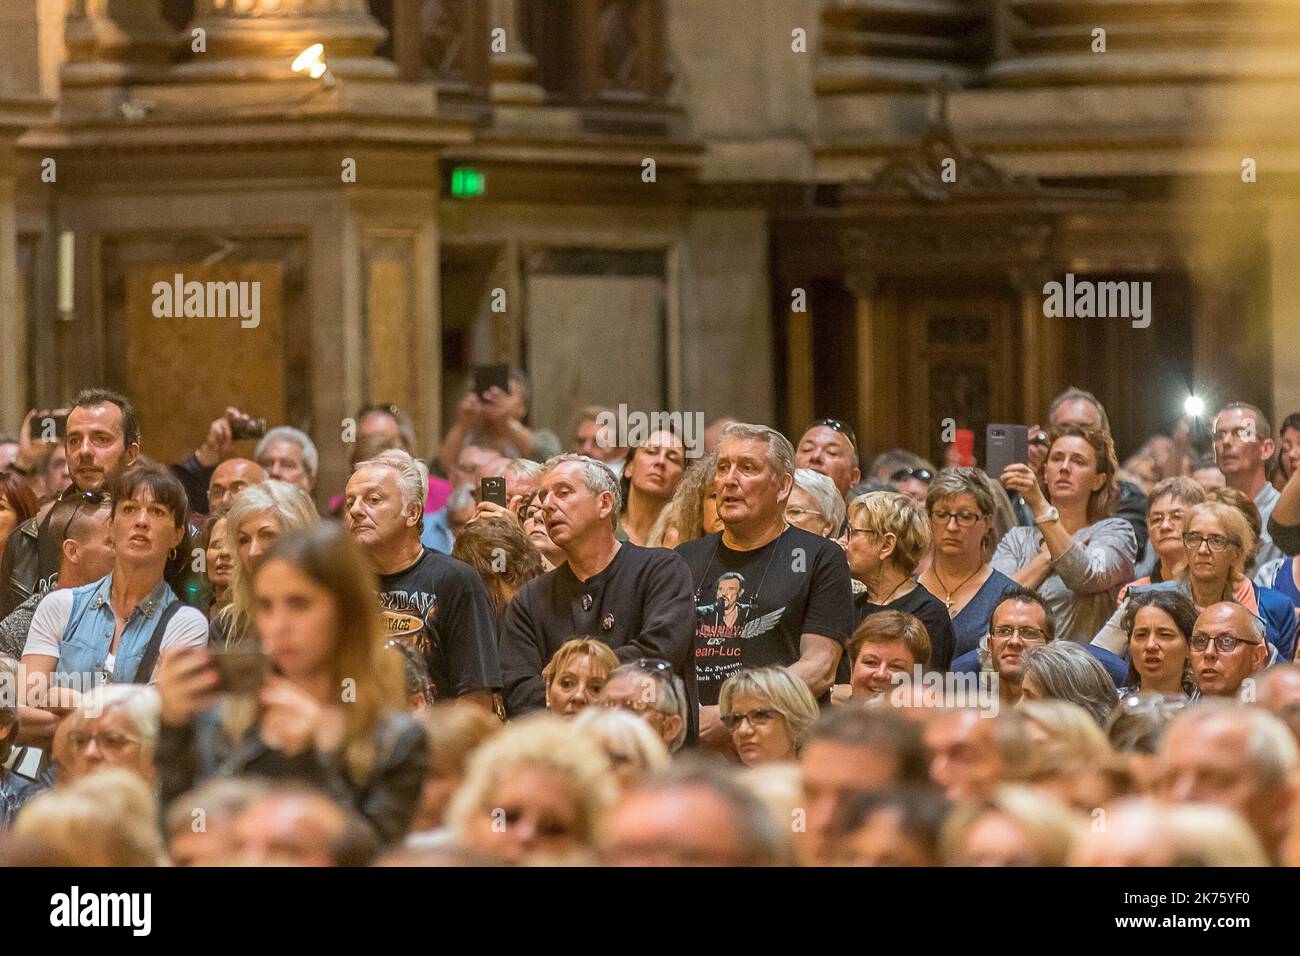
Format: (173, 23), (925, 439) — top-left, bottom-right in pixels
(541, 453), (622, 526)
(607, 662), (689, 752)
(718, 422), (795, 480)
(793, 469), (846, 530)
(255, 426), (319, 479)
(356, 448), (429, 519)
(926, 467), (996, 517)
(1020, 642), (1117, 726)
(504, 458), (544, 483)
(77, 685), (161, 748)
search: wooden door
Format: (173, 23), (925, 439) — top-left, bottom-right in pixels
(124, 262), (285, 465)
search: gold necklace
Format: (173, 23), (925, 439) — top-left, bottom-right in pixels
(931, 563), (983, 611)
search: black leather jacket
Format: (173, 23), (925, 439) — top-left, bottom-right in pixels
(156, 707), (429, 845)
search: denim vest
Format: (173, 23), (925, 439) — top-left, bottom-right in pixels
(54, 574), (178, 688)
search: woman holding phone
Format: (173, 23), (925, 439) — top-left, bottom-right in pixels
(994, 425), (1136, 644)
(154, 522), (428, 844)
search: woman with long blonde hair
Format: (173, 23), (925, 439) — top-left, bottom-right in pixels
(212, 480), (319, 648)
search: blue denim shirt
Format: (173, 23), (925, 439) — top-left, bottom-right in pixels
(54, 574), (179, 688)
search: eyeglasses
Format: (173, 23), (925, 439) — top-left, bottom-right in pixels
(845, 525), (879, 541)
(1183, 532), (1239, 553)
(990, 625), (1049, 644)
(891, 468), (934, 483)
(785, 507), (824, 521)
(1190, 634), (1261, 653)
(59, 489), (109, 545)
(721, 708), (781, 731)
(66, 730), (140, 754)
(930, 509), (984, 528)
(807, 418), (858, 451)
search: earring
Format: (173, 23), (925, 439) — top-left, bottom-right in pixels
(169, 547), (177, 561)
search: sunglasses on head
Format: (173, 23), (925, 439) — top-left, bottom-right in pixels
(60, 489), (109, 545)
(808, 418), (857, 451)
(891, 467), (933, 483)
(358, 402), (400, 419)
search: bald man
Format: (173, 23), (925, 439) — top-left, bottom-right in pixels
(1190, 602), (1269, 699)
(206, 458), (266, 515)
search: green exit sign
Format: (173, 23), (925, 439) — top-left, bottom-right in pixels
(450, 167), (485, 198)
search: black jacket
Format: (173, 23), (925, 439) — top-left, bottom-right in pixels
(155, 707), (428, 845)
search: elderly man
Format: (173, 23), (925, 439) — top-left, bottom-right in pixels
(1157, 700), (1297, 863)
(677, 423), (853, 752)
(798, 708), (930, 866)
(255, 426), (319, 498)
(345, 449), (501, 709)
(54, 685), (160, 786)
(601, 760), (791, 866)
(1213, 402), (1282, 570)
(1190, 601), (1269, 699)
(793, 419), (861, 500)
(499, 454), (695, 721)
(597, 661), (689, 753)
(206, 458), (266, 516)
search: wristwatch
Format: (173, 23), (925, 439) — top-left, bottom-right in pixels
(1034, 505), (1060, 525)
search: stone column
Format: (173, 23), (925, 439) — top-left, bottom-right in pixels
(185, 0), (396, 80)
(62, 0), (177, 87)
(0, 92), (54, 430)
(488, 0), (544, 105)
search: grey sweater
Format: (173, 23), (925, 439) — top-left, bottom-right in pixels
(991, 518), (1137, 645)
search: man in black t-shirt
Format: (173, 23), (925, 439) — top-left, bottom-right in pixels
(345, 449), (501, 709)
(677, 423), (854, 754)
(499, 454), (695, 720)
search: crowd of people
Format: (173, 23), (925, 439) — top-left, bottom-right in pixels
(3, 379), (1300, 867)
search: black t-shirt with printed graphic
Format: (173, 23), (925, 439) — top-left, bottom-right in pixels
(376, 547), (502, 702)
(676, 526), (854, 706)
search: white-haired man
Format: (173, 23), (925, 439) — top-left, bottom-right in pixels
(677, 423), (854, 753)
(255, 426), (319, 499)
(345, 449), (500, 710)
(1157, 699), (1297, 863)
(499, 454), (696, 724)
